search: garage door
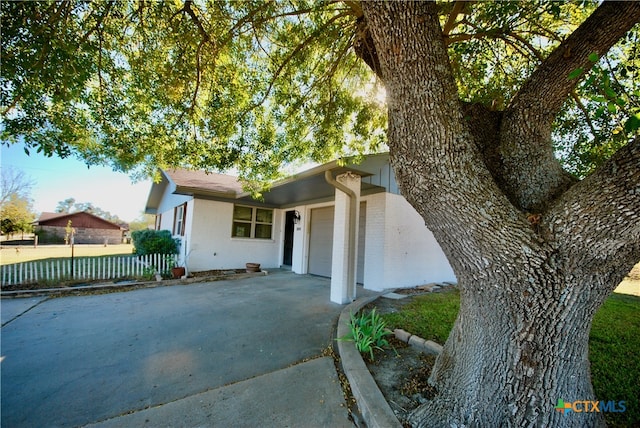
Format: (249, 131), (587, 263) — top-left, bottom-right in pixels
(308, 206), (334, 277)
(308, 203), (367, 283)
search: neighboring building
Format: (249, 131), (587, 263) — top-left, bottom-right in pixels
(35, 211), (126, 245)
(145, 153), (456, 303)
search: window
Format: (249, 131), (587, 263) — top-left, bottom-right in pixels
(173, 203), (186, 236)
(232, 205), (273, 239)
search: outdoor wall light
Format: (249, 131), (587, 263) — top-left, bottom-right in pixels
(293, 210), (301, 224)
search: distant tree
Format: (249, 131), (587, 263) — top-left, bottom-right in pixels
(55, 197), (76, 213)
(73, 201), (95, 214)
(129, 213), (155, 232)
(1, 167), (36, 239)
(54, 197), (124, 224)
(1, 166), (35, 207)
(1, 192), (35, 238)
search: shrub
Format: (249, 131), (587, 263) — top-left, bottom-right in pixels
(131, 229), (180, 256)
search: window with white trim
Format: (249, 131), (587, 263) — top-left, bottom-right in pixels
(232, 205), (273, 239)
(173, 203), (186, 236)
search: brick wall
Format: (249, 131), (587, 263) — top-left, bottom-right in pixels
(363, 192), (456, 290)
(36, 225), (123, 245)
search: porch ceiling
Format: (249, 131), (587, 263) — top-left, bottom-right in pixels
(236, 165), (384, 208)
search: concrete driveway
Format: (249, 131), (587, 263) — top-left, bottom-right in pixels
(1, 271), (375, 427)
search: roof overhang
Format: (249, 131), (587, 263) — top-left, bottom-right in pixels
(144, 172), (170, 214)
(236, 163), (383, 207)
(145, 153), (392, 211)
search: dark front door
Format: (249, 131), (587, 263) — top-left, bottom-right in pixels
(283, 210), (295, 266)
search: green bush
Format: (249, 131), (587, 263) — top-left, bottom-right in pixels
(131, 229), (180, 256)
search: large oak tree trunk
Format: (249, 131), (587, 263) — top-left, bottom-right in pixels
(360, 2), (640, 426)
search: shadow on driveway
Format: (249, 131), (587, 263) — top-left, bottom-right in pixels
(1, 271), (374, 427)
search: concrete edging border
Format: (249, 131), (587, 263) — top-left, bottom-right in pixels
(336, 295), (402, 428)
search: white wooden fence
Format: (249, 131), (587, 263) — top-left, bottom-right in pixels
(0, 254), (177, 287)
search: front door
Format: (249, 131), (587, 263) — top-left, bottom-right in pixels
(283, 210), (295, 266)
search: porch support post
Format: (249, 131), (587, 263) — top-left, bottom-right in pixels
(326, 171), (361, 304)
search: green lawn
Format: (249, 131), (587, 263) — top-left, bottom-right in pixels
(0, 244), (134, 265)
(380, 289), (639, 427)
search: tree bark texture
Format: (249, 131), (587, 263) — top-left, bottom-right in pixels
(360, 2), (640, 427)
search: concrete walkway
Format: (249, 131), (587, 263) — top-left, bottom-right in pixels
(1, 271), (378, 428)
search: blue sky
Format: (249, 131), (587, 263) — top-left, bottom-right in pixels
(1, 143), (152, 223)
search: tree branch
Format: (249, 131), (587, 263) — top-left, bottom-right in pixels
(342, 1), (363, 19)
(238, 10), (352, 122)
(181, 0), (213, 46)
(545, 136), (640, 291)
(442, 1), (467, 37)
(508, 2), (640, 122)
(498, 1), (640, 212)
(77, 1), (115, 46)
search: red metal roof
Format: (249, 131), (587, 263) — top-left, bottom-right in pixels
(36, 211), (125, 230)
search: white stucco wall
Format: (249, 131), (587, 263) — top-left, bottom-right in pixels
(156, 182), (192, 218)
(363, 192), (456, 291)
(153, 183), (192, 266)
(185, 198), (282, 272)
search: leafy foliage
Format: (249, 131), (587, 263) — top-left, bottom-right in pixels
(0, 193), (35, 236)
(2, 1), (634, 181)
(444, 1), (593, 107)
(131, 229), (180, 256)
(554, 26), (640, 177)
(340, 308), (392, 361)
(0, 167), (36, 236)
(128, 214), (156, 232)
(1, 1), (385, 183)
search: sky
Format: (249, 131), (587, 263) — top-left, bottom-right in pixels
(1, 143), (152, 223)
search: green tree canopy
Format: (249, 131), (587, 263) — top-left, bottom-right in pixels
(2, 1), (636, 182)
(1, 167), (36, 237)
(1, 192), (36, 236)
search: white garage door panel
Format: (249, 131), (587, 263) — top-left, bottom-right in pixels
(308, 206), (334, 277)
(308, 203), (367, 282)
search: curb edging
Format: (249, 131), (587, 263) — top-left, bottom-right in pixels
(336, 295), (402, 428)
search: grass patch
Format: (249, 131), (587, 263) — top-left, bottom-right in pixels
(380, 290), (639, 426)
(589, 293), (640, 427)
(382, 288), (460, 344)
(0, 244), (134, 265)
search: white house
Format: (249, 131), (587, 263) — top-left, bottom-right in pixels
(145, 153), (456, 303)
